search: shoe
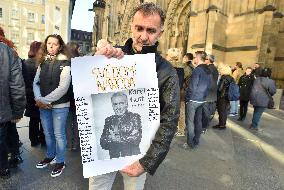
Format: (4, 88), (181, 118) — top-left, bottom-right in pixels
(228, 113), (235, 116)
(0, 169), (10, 179)
(175, 132), (185, 137)
(31, 142), (40, 147)
(212, 125), (226, 130)
(212, 125), (220, 129)
(36, 157), (56, 169)
(51, 162), (65, 177)
(237, 117), (244, 121)
(8, 156), (23, 168)
(218, 126), (227, 130)
(201, 128), (207, 134)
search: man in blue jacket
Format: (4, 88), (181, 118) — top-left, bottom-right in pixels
(184, 51), (211, 149)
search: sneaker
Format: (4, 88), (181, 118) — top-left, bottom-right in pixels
(0, 169), (10, 179)
(201, 128), (207, 134)
(51, 163), (65, 177)
(9, 156), (23, 168)
(175, 131), (185, 137)
(36, 157), (56, 169)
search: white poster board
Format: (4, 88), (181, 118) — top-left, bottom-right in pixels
(71, 54), (160, 178)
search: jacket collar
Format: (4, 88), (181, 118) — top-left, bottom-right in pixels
(45, 53), (68, 61)
(124, 38), (159, 54)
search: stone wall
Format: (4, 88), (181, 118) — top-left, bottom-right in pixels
(91, 0), (284, 87)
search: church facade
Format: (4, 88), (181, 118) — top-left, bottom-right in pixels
(91, 0), (284, 87)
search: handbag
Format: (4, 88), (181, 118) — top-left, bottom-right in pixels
(260, 81), (274, 109)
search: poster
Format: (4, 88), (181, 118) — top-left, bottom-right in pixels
(71, 54), (160, 178)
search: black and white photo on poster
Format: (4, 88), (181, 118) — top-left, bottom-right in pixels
(92, 89), (149, 160)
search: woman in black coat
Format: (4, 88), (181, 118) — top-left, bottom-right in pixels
(213, 65), (234, 129)
(22, 41), (45, 146)
(238, 67), (254, 121)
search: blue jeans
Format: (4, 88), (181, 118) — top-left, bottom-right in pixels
(251, 106), (266, 128)
(230, 100), (239, 114)
(185, 101), (203, 146)
(40, 107), (69, 163)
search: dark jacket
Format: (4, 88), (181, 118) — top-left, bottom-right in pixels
(250, 77), (276, 107)
(205, 64), (219, 102)
(22, 58), (39, 117)
(39, 55), (71, 105)
(0, 42), (26, 123)
(252, 67), (262, 78)
(185, 64), (211, 102)
(100, 111), (142, 159)
(217, 75), (234, 100)
(118, 38), (180, 175)
(238, 74), (254, 101)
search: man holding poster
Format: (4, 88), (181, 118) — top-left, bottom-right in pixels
(90, 2), (180, 190)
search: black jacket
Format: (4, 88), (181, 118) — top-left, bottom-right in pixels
(0, 42), (26, 123)
(100, 111), (142, 159)
(205, 64), (219, 102)
(238, 74), (254, 101)
(118, 39), (180, 175)
(22, 58), (39, 117)
(39, 55), (71, 105)
(217, 75), (234, 100)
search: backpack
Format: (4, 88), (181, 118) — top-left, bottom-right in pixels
(228, 81), (240, 101)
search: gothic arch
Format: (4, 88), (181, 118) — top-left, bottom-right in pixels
(163, 0), (191, 53)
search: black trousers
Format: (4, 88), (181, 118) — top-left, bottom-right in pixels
(0, 122), (8, 170)
(175, 68), (184, 90)
(201, 102), (216, 129)
(239, 100), (249, 119)
(6, 122), (20, 156)
(29, 117), (45, 144)
(217, 98), (230, 126)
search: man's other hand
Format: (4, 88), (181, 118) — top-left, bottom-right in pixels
(121, 160), (145, 177)
(95, 39), (124, 59)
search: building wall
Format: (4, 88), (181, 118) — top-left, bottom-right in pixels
(92, 0), (284, 87)
(0, 0), (72, 59)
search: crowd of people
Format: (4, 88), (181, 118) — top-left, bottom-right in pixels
(0, 2), (278, 190)
(166, 48), (277, 150)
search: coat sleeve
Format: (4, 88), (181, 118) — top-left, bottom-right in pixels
(139, 72), (180, 175)
(9, 54), (26, 119)
(268, 80), (277, 96)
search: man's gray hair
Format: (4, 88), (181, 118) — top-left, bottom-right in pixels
(111, 92), (128, 103)
(131, 2), (166, 28)
(207, 54), (215, 63)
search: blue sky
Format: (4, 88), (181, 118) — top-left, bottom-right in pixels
(71, 0), (94, 32)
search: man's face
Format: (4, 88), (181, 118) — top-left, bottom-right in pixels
(182, 55), (189, 64)
(245, 68), (252, 75)
(131, 11), (163, 52)
(193, 54), (199, 65)
(112, 96), (128, 116)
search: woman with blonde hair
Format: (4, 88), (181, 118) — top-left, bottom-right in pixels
(213, 64), (234, 129)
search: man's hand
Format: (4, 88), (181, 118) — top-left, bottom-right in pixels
(35, 100), (52, 109)
(11, 119), (21, 123)
(120, 161), (145, 177)
(95, 39), (124, 59)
